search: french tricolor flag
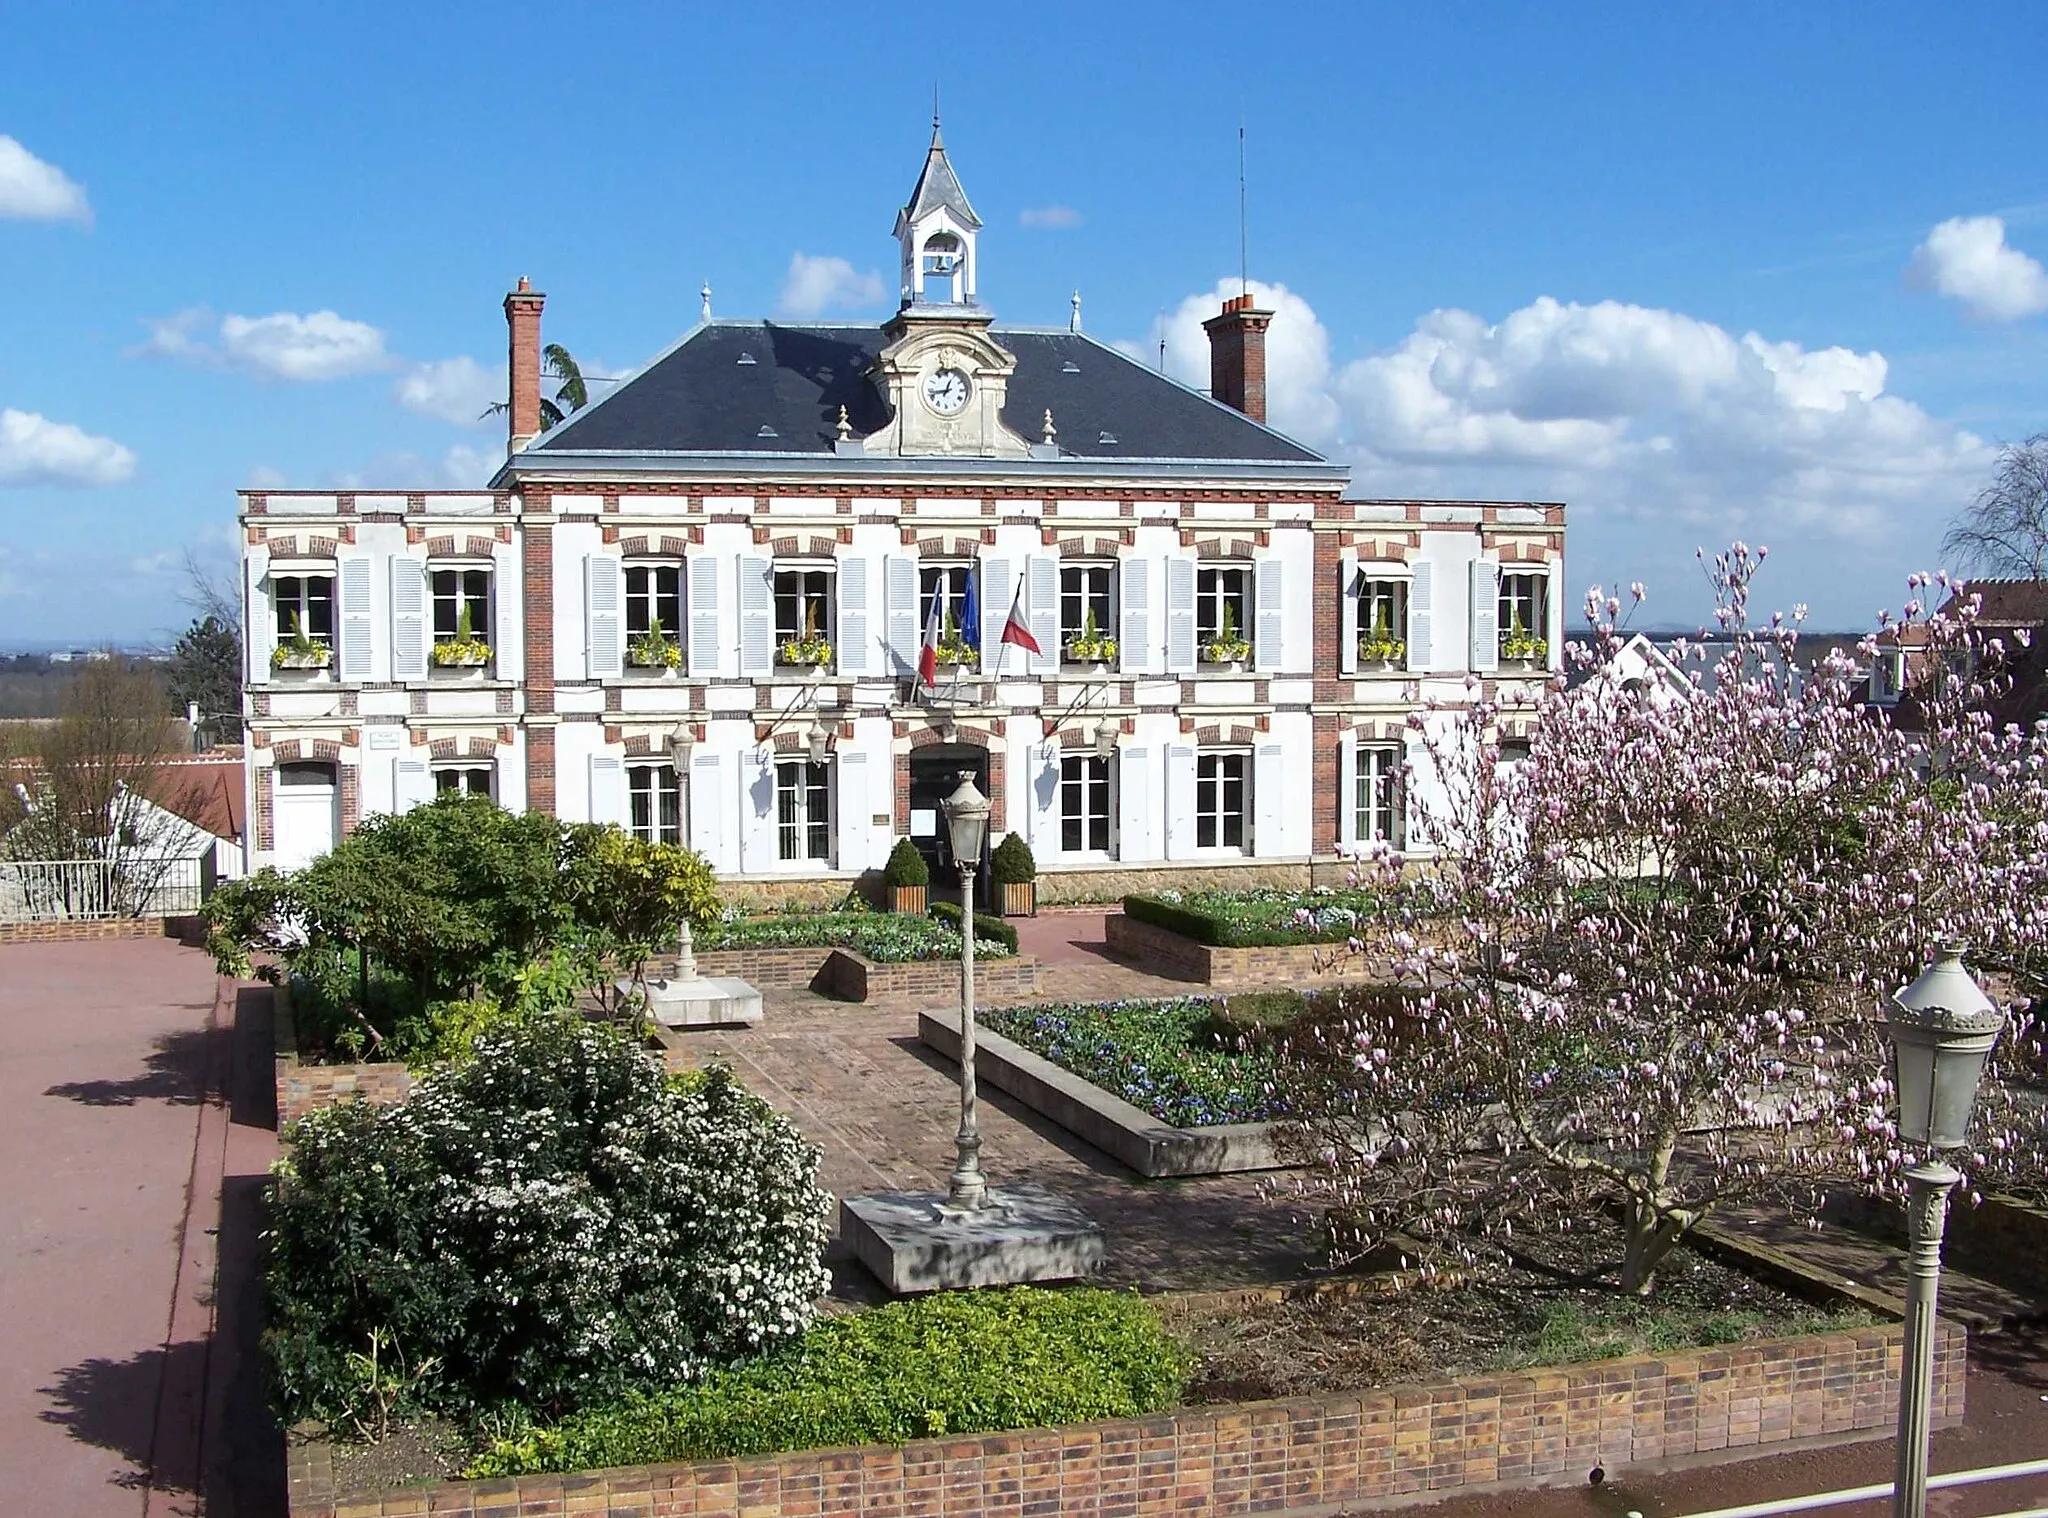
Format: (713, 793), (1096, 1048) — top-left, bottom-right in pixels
(916, 588), (944, 691)
(996, 581), (1040, 667)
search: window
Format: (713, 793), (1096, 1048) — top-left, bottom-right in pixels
(1195, 752), (1248, 851)
(273, 572), (335, 648)
(1060, 564), (1115, 656)
(432, 566), (491, 645)
(773, 566), (834, 659)
(628, 764), (683, 845)
(919, 563), (976, 648)
(1871, 650), (1906, 704)
(1060, 755), (1113, 854)
(624, 564), (682, 640)
(1196, 566), (1252, 649)
(1355, 744), (1403, 846)
(1498, 572), (1548, 655)
(775, 759), (831, 862)
(435, 765), (493, 799)
(1357, 578), (1408, 662)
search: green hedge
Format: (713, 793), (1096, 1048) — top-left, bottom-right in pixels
(1121, 888), (1401, 949)
(1122, 893), (1230, 945)
(469, 1287), (1187, 1477)
(927, 899), (1021, 954)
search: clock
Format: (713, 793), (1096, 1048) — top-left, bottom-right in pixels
(923, 367), (970, 416)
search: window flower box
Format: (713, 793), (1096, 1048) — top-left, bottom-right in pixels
(430, 641), (493, 669)
(777, 635), (833, 670)
(1201, 604), (1251, 671)
(271, 645), (333, 671)
(627, 615), (684, 672)
(1498, 614), (1548, 672)
(1064, 611), (1118, 670)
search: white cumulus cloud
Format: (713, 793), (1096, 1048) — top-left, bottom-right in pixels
(332, 443), (497, 490)
(0, 136), (91, 224)
(1020, 205), (1083, 230)
(134, 307), (392, 380)
(776, 253), (887, 319)
(395, 355), (502, 426)
(0, 408), (137, 487)
(1907, 215), (2048, 322)
(1126, 279), (1343, 447)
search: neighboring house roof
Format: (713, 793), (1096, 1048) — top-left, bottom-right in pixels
(140, 757), (244, 843)
(1960, 577), (2048, 627)
(524, 322), (1325, 466)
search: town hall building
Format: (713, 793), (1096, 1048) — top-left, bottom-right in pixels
(237, 124), (1566, 900)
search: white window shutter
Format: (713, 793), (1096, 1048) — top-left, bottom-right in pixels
(739, 557), (773, 677)
(1165, 556), (1196, 674)
(390, 556), (428, 681)
(1118, 557), (1150, 675)
(1254, 742), (1285, 856)
(1470, 559), (1500, 673)
(1255, 557), (1285, 673)
(1117, 746), (1150, 862)
(336, 553), (374, 681)
(1338, 553), (1359, 675)
(688, 750), (726, 869)
(979, 556), (1013, 673)
(1027, 556), (1059, 675)
(1408, 560), (1434, 672)
(1164, 743), (1196, 858)
(588, 754), (625, 827)
(687, 555), (721, 676)
(490, 542), (521, 681)
(738, 747), (777, 871)
(1028, 741), (1061, 850)
(393, 756), (433, 813)
(835, 751), (869, 873)
(836, 558), (870, 676)
(1336, 730), (1358, 850)
(1545, 567), (1563, 672)
(884, 556), (919, 678)
(585, 554), (623, 679)
(245, 554), (273, 685)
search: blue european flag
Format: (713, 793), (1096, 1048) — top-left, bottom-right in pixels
(959, 568), (981, 649)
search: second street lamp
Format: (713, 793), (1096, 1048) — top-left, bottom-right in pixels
(941, 771), (993, 1211)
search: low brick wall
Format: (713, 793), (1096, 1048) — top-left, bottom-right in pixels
(287, 1320), (1961, 1517)
(273, 983), (412, 1127)
(1103, 912), (1373, 989)
(0, 915), (171, 945)
(693, 944), (836, 991)
(691, 946), (1037, 1003)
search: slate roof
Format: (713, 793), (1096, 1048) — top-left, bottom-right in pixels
(900, 124), (981, 231)
(526, 321), (1326, 465)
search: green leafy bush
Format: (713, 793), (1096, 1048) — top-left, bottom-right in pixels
(927, 899), (1020, 954)
(990, 832), (1037, 885)
(1122, 887), (1403, 948)
(697, 908), (1013, 961)
(469, 1287), (1187, 1476)
(265, 1017), (831, 1424)
(882, 837), (929, 888)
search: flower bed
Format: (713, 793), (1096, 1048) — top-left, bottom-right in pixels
(698, 908), (1015, 962)
(981, 996), (1304, 1128)
(1123, 886), (1402, 949)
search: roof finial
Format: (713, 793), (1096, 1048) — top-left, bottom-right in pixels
(1070, 290), (1082, 333)
(932, 82), (943, 145)
(1041, 409), (1057, 446)
(700, 281), (712, 321)
(836, 405), (852, 442)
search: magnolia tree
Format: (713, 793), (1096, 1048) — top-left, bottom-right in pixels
(1284, 545), (2048, 1294)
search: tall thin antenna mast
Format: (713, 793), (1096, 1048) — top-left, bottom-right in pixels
(1238, 119), (1249, 297)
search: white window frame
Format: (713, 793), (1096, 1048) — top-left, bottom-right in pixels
(1058, 753), (1116, 859)
(1195, 564), (1253, 650)
(918, 562), (976, 638)
(1355, 743), (1404, 847)
(773, 562), (836, 669)
(1059, 562), (1117, 661)
(1498, 570), (1548, 653)
(1194, 749), (1251, 854)
(627, 762), (683, 845)
(430, 562), (493, 648)
(624, 561), (683, 642)
(433, 763), (494, 799)
(271, 566), (337, 650)
(774, 757), (833, 864)
(1356, 577), (1409, 662)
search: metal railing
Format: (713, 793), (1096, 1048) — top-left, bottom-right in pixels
(0, 856), (206, 923)
(1678, 1458), (2048, 1518)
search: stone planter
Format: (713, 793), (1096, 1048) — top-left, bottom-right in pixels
(1000, 880), (1036, 918)
(272, 650), (333, 672)
(888, 884), (927, 915)
(271, 981), (411, 1127)
(1203, 657), (1249, 675)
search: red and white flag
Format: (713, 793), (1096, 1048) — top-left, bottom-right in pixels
(916, 588), (944, 691)
(999, 582), (1040, 656)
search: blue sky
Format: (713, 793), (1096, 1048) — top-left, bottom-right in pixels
(3, 1), (2045, 643)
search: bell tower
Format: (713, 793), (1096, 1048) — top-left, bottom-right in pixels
(894, 114), (983, 309)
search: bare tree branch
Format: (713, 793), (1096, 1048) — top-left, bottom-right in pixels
(1943, 433), (2048, 578)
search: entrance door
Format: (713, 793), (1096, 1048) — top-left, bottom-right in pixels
(906, 743), (991, 904)
(272, 761), (339, 870)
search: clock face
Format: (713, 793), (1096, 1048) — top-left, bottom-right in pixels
(923, 367), (970, 416)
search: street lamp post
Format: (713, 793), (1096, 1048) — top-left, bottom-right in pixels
(1883, 947), (2004, 1518)
(941, 771), (993, 1211)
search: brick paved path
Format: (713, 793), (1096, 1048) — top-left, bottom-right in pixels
(676, 909), (1326, 1296)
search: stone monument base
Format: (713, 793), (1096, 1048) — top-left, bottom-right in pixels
(839, 1183), (1105, 1294)
(626, 974), (763, 1029)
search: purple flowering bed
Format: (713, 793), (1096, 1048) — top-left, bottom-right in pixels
(980, 997), (1296, 1128)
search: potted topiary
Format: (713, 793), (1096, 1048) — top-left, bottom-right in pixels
(990, 831), (1037, 917)
(627, 613), (683, 672)
(1064, 609), (1118, 672)
(431, 604), (493, 671)
(1498, 613), (1549, 671)
(1202, 604), (1252, 671)
(882, 836), (929, 914)
(271, 612), (334, 672)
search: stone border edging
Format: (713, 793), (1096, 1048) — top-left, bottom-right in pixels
(918, 1007), (1282, 1177)
(286, 1320), (1964, 1518)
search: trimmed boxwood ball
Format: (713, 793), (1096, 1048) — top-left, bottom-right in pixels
(264, 1015), (832, 1424)
(882, 836), (930, 888)
(990, 832), (1037, 885)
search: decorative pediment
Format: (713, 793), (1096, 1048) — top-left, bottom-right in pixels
(864, 317), (1031, 461)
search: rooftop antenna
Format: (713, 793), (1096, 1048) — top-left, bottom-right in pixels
(1238, 118), (1249, 298)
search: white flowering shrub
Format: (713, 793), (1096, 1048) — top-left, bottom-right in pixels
(265, 1016), (832, 1423)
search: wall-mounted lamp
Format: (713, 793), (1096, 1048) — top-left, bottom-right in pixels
(668, 722), (694, 769)
(806, 722), (831, 765)
(1092, 718), (1118, 760)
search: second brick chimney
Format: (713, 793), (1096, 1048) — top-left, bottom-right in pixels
(504, 276), (546, 454)
(1202, 291), (1274, 423)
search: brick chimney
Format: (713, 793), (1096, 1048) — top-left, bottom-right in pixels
(1202, 291), (1274, 423)
(503, 276), (546, 453)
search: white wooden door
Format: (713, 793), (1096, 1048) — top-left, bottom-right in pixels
(272, 764), (338, 869)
